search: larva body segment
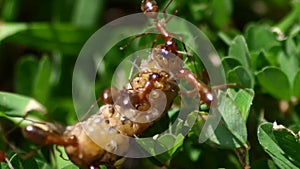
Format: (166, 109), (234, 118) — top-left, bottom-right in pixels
(63, 105), (128, 168)
(63, 66), (179, 168)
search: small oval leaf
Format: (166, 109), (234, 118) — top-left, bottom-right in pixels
(227, 66), (254, 88)
(292, 70), (300, 98)
(222, 56), (242, 72)
(256, 67), (291, 100)
(258, 122), (299, 169)
(245, 24), (280, 52)
(208, 90), (248, 148)
(227, 89), (254, 121)
(228, 35), (251, 68)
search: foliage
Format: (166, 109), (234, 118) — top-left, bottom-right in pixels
(0, 0), (300, 169)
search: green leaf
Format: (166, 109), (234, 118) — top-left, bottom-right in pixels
(136, 133), (184, 163)
(10, 155), (39, 169)
(0, 92), (46, 117)
(71, 0), (104, 27)
(211, 0), (233, 28)
(0, 23), (27, 41)
(218, 91), (248, 145)
(278, 49), (298, 84)
(1, 0), (21, 21)
(256, 67), (291, 100)
(273, 123), (300, 167)
(187, 1), (207, 21)
(35, 158), (53, 169)
(218, 32), (232, 46)
(136, 138), (157, 156)
(258, 122), (299, 169)
(227, 66), (254, 88)
(293, 70), (300, 98)
(250, 52), (270, 71)
(5, 23), (93, 55)
(154, 134), (185, 162)
(222, 56), (242, 72)
(289, 25), (300, 38)
(208, 90), (248, 148)
(228, 35), (251, 68)
(53, 146), (74, 168)
(251, 158), (278, 169)
(61, 164), (79, 169)
(227, 89), (254, 121)
(286, 36), (298, 59)
(32, 56), (52, 104)
(245, 24), (280, 53)
(263, 46), (281, 66)
(14, 56), (39, 95)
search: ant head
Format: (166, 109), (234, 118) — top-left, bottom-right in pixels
(141, 0), (158, 19)
(100, 87), (119, 105)
(148, 72), (161, 81)
(164, 40), (179, 55)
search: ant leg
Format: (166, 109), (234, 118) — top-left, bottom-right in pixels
(151, 34), (161, 49)
(177, 68), (214, 106)
(212, 83), (240, 90)
(162, 0), (174, 13)
(120, 29), (157, 50)
(162, 0), (174, 19)
(164, 0), (183, 23)
(3, 111), (33, 138)
(201, 69), (210, 84)
(170, 33), (203, 80)
(120, 33), (147, 50)
(79, 97), (102, 121)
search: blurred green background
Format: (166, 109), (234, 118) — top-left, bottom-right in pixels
(0, 0), (291, 93)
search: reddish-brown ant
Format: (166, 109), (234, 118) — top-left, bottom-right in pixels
(117, 0), (215, 109)
(133, 0), (216, 106)
(141, 0), (184, 55)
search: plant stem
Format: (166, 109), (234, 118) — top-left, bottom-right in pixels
(275, 1), (300, 33)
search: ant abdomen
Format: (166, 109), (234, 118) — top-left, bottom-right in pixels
(23, 124), (77, 147)
(23, 125), (48, 145)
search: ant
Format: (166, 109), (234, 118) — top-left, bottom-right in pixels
(118, 0), (216, 107)
(104, 0), (216, 111)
